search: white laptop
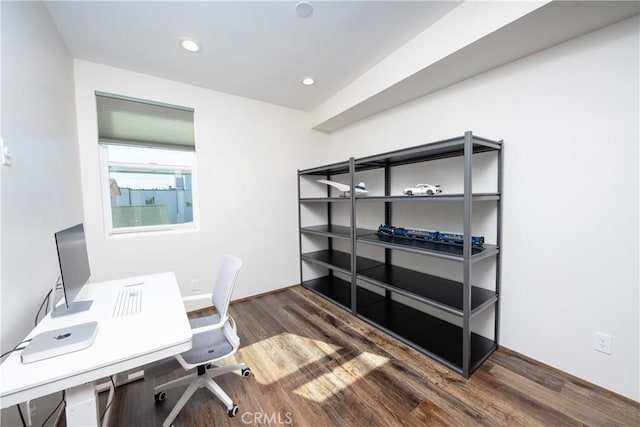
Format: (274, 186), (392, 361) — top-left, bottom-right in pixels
(21, 321), (98, 364)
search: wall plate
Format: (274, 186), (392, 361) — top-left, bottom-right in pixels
(1, 138), (12, 166)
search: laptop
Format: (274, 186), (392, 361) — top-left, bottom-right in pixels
(20, 321), (98, 364)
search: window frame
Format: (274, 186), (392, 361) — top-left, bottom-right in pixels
(99, 144), (199, 236)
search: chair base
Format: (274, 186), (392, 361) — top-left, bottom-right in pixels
(154, 362), (248, 427)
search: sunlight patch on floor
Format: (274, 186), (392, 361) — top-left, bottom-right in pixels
(228, 333), (342, 385)
(293, 351), (389, 403)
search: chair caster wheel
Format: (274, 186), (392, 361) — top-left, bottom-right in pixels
(154, 391), (166, 403)
(241, 368), (251, 377)
(228, 404), (239, 417)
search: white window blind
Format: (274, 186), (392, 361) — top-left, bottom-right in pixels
(96, 92), (195, 150)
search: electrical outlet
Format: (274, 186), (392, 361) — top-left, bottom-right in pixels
(1, 138), (12, 166)
(593, 332), (612, 354)
(190, 278), (199, 291)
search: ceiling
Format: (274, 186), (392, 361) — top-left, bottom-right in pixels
(45, 1), (461, 112)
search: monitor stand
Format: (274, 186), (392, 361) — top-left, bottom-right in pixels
(50, 300), (93, 318)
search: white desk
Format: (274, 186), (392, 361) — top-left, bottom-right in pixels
(0, 272), (192, 426)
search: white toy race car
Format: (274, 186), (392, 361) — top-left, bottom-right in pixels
(402, 184), (442, 196)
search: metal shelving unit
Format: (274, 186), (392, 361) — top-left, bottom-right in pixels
(298, 131), (503, 377)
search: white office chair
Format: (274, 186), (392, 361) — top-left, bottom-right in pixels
(152, 255), (251, 427)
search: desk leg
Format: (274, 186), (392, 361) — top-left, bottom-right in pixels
(65, 382), (99, 427)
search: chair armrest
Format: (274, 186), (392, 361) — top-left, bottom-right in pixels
(182, 293), (212, 303)
(189, 315), (238, 340)
(224, 317), (240, 348)
(175, 316), (240, 371)
(190, 315), (227, 335)
(182, 293), (212, 311)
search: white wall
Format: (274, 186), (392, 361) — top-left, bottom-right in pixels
(1, 2), (84, 424)
(73, 60), (327, 303)
(321, 16), (639, 400)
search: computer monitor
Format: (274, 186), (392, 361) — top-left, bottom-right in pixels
(51, 223), (93, 318)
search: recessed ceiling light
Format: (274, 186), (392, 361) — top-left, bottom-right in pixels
(301, 77), (315, 86)
(295, 1), (313, 18)
(180, 39), (202, 53)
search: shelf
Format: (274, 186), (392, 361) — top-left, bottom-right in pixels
(357, 232), (498, 262)
(354, 136), (501, 172)
(302, 250), (384, 274)
(357, 264), (497, 317)
(300, 197), (351, 203)
(301, 225), (378, 240)
(299, 161), (351, 176)
(356, 193), (500, 203)
(358, 299), (496, 373)
(300, 224), (351, 239)
(303, 276), (384, 310)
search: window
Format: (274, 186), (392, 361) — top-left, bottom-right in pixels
(96, 93), (197, 234)
(101, 145), (196, 233)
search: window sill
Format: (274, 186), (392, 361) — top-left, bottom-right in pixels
(106, 224), (199, 239)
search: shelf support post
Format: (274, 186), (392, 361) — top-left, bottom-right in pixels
(384, 162), (392, 300)
(462, 131), (473, 377)
(297, 170), (303, 286)
(325, 173), (334, 281)
(349, 157), (357, 315)
(495, 140), (504, 346)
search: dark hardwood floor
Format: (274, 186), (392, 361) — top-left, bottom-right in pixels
(103, 286), (639, 426)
